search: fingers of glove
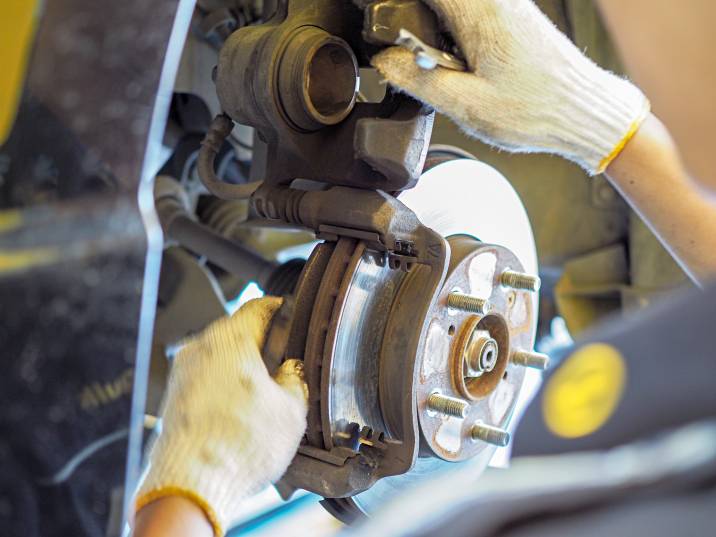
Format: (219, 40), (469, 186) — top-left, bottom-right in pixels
(274, 359), (309, 407)
(422, 0), (500, 68)
(176, 296), (282, 382)
(373, 47), (476, 114)
(227, 296), (283, 350)
(423, 0), (556, 72)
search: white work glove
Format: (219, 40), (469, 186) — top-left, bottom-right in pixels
(135, 297), (308, 536)
(372, 0), (650, 175)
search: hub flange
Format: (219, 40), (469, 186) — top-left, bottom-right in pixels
(417, 236), (534, 462)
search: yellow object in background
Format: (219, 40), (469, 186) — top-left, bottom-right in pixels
(543, 343), (627, 439)
(0, 0), (40, 145)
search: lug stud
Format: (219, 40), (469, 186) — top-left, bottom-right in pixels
(470, 423), (511, 446)
(427, 393), (470, 418)
(512, 350), (550, 370)
(447, 293), (491, 315)
(500, 270), (541, 292)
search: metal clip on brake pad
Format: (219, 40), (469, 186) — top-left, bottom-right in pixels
(361, 0), (467, 72)
(395, 28), (467, 71)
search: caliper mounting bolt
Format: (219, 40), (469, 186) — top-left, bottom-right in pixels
(427, 392), (470, 419)
(447, 292), (491, 315)
(512, 350), (551, 370)
(500, 270), (541, 292)
(470, 422), (511, 446)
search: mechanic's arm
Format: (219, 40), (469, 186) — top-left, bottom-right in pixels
(598, 0), (716, 192)
(133, 298), (308, 537)
(605, 114), (716, 284)
(373, 0), (716, 286)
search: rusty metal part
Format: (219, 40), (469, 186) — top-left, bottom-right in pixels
(259, 173), (451, 508)
(353, 162), (538, 514)
(452, 313), (512, 402)
(276, 238), (416, 503)
(417, 236), (535, 462)
(263, 241), (335, 374)
(277, 27), (359, 131)
(362, 0), (442, 48)
(262, 159), (538, 520)
(260, 181), (450, 500)
(215, 0), (435, 191)
(252, 184), (448, 272)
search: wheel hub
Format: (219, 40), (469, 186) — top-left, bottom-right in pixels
(417, 237), (533, 463)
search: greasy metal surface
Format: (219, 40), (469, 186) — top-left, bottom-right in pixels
(215, 0), (435, 191)
(418, 239), (534, 462)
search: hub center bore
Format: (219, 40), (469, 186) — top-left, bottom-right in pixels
(465, 330), (499, 377)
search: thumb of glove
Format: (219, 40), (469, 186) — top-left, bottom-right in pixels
(273, 358), (309, 406)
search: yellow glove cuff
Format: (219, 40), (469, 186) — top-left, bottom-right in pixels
(596, 100), (652, 174)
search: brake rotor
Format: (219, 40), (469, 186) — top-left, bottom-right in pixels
(306, 159), (539, 518)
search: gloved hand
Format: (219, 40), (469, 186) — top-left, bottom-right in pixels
(372, 0), (650, 175)
(135, 297), (308, 536)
